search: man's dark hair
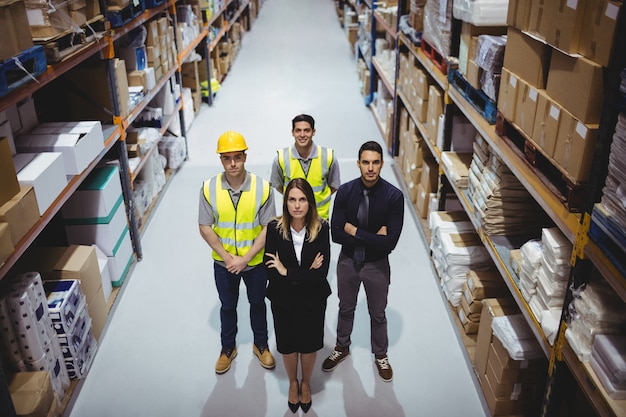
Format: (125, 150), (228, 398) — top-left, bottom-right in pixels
(358, 141), (383, 160)
(292, 114), (315, 130)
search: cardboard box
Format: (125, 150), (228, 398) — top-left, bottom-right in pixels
(8, 371), (54, 417)
(15, 121), (105, 175)
(544, 0), (586, 54)
(482, 362), (523, 416)
(0, 222), (13, 264)
(415, 69), (429, 100)
(13, 152), (67, 216)
(413, 95), (428, 123)
(63, 165), (123, 221)
(87, 284), (107, 341)
(546, 50), (604, 124)
(554, 111), (599, 182)
(146, 20), (159, 45)
(502, 27), (550, 89)
(474, 298), (518, 375)
(466, 59), (482, 90)
(507, 0), (532, 30)
(415, 183), (429, 219)
(0, 137), (20, 207)
(459, 22), (507, 76)
(528, 0), (555, 39)
(93, 245), (112, 301)
(532, 90), (561, 157)
(497, 69), (519, 122)
(579, 0), (621, 67)
(420, 158), (439, 195)
(0, 120), (15, 155)
(458, 305), (480, 334)
(514, 79), (539, 136)
(0, 0), (34, 62)
(0, 186), (39, 246)
(426, 86), (443, 144)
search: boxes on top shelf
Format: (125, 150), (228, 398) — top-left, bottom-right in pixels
(0, 0), (34, 62)
(13, 152), (67, 216)
(15, 121), (105, 176)
(579, 0), (621, 67)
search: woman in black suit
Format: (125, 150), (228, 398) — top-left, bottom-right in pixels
(265, 178), (331, 414)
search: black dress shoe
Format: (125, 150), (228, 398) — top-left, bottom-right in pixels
(288, 400), (300, 413)
(300, 399), (312, 413)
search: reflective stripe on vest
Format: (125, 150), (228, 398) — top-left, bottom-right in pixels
(203, 173), (270, 266)
(277, 146), (333, 218)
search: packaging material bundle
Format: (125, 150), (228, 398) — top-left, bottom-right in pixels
(0, 272), (71, 400)
(453, 0), (509, 26)
(458, 269), (508, 334)
(473, 34), (505, 102)
(566, 279), (626, 362)
(469, 150), (551, 236)
(157, 135), (187, 170)
(422, 0), (452, 57)
(430, 212), (491, 306)
(491, 314), (544, 360)
(522, 228), (572, 344)
(132, 148), (166, 219)
(590, 334), (626, 400)
(518, 239), (542, 302)
(600, 112), (626, 231)
(441, 152), (472, 188)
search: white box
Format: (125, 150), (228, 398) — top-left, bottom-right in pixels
(13, 152), (67, 216)
(93, 245), (113, 302)
(62, 165), (123, 221)
(57, 304), (90, 359)
(16, 122), (105, 175)
(16, 96), (38, 134)
(109, 227), (133, 287)
(64, 200), (129, 256)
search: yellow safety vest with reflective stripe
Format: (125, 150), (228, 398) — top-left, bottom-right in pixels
(277, 146), (333, 219)
(203, 173), (270, 266)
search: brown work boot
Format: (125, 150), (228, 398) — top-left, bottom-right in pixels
(375, 355), (393, 382)
(215, 347), (237, 374)
(321, 346), (350, 371)
(253, 344), (276, 369)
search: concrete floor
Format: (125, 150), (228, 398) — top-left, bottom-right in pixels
(65, 0), (490, 415)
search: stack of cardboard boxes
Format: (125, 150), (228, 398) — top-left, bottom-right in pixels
(474, 298), (548, 416)
(499, 0), (621, 184)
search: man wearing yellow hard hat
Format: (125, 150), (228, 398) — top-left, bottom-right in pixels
(199, 131), (276, 374)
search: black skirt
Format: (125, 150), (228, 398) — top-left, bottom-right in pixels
(270, 296), (327, 354)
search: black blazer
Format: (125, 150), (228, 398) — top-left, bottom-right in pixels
(264, 219), (332, 305)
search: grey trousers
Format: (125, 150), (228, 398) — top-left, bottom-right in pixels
(335, 251), (391, 356)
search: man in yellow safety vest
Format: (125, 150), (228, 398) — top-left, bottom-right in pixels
(270, 114), (341, 219)
(199, 131), (276, 375)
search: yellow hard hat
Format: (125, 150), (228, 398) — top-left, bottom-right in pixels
(216, 131), (248, 153)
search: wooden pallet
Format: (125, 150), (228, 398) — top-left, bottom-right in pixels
(495, 112), (587, 212)
(449, 68), (497, 124)
(0, 46), (47, 98)
(34, 16), (106, 63)
(420, 37), (447, 75)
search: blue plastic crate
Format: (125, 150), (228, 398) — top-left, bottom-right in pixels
(108, 0), (146, 28)
(0, 46), (47, 98)
(448, 68), (497, 124)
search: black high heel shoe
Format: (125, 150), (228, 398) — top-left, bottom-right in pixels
(288, 381), (300, 413)
(299, 382), (312, 413)
(288, 400), (300, 413)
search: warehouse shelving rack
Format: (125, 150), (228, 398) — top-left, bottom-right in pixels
(341, 0), (626, 415)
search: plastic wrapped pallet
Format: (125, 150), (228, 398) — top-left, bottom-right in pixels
(422, 0), (452, 57)
(474, 35), (506, 72)
(453, 0), (509, 26)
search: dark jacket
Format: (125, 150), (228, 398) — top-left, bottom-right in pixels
(264, 219), (332, 306)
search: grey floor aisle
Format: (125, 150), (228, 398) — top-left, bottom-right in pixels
(66, 0), (490, 415)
